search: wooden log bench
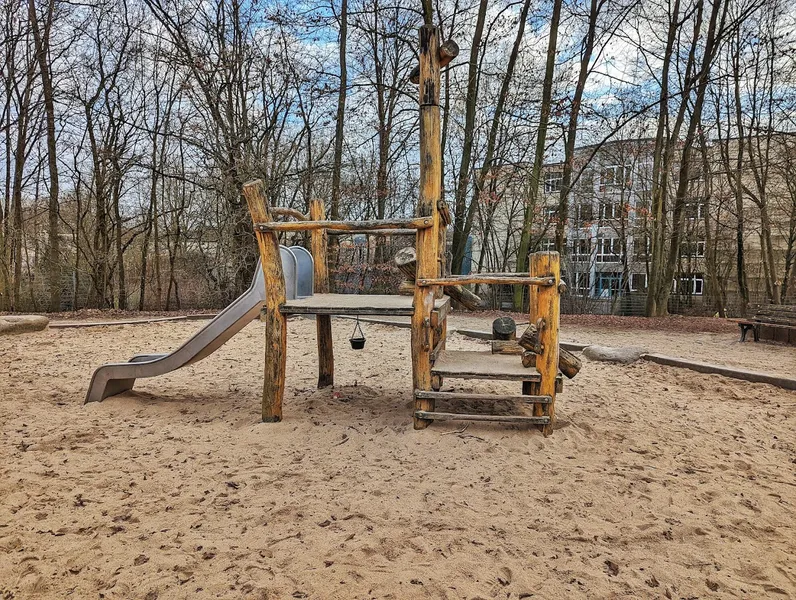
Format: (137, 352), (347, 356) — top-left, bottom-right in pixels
(738, 305), (796, 346)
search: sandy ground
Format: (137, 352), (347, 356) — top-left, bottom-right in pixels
(1, 316), (795, 599)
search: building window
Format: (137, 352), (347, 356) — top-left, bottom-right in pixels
(679, 240), (706, 258)
(543, 205), (559, 220)
(579, 170), (594, 192)
(634, 236), (650, 259)
(539, 238), (557, 252)
(596, 238), (622, 263)
(694, 275), (704, 295)
(674, 274), (704, 296)
(573, 271), (591, 296)
(600, 165), (631, 190)
(574, 203), (594, 225)
(630, 273), (648, 292)
(599, 200), (621, 221)
(685, 200), (705, 221)
(572, 238), (591, 261)
(596, 272), (623, 297)
(635, 192), (651, 225)
(636, 161), (652, 190)
(544, 171), (563, 194)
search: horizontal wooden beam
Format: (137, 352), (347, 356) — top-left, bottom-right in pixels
(414, 411), (550, 424)
(327, 228), (416, 236)
(255, 217), (433, 233)
(414, 390), (552, 403)
(271, 207), (309, 221)
(417, 275), (555, 287)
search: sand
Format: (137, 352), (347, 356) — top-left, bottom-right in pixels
(1, 316), (795, 599)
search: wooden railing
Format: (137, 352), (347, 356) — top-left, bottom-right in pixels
(417, 275), (556, 287)
(254, 217), (433, 232)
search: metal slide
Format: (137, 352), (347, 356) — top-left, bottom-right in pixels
(84, 260), (266, 404)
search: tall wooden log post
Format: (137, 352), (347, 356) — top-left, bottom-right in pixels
(412, 25), (441, 429)
(529, 251), (560, 436)
(243, 180), (287, 422)
(309, 199), (333, 388)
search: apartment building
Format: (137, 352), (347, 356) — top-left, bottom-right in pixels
(472, 135), (795, 314)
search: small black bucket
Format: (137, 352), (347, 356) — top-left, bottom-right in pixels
(349, 317), (366, 350)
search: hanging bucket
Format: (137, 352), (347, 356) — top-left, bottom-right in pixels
(349, 317), (366, 350)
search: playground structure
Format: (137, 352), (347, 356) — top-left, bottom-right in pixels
(82, 26), (574, 433)
(245, 26), (571, 434)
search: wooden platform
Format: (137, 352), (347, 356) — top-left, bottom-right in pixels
(282, 293), (449, 317)
(432, 350), (544, 381)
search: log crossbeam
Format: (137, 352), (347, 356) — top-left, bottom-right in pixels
(255, 218), (433, 233)
(328, 228), (416, 236)
(417, 275), (555, 287)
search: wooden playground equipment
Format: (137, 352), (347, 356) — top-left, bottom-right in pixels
(244, 26), (576, 434)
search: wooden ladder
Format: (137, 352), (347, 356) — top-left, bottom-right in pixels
(413, 251), (563, 435)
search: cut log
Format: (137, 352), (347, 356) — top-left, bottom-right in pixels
(398, 280), (415, 296)
(271, 206), (309, 221)
(491, 339), (523, 355)
(518, 324), (581, 378)
(437, 199), (452, 226)
(492, 317), (516, 340)
(558, 348), (582, 379)
(409, 39), (459, 83)
(518, 323), (541, 354)
(394, 246), (484, 311)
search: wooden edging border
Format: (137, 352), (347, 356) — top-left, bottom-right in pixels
(640, 353), (796, 391)
(50, 314), (217, 329)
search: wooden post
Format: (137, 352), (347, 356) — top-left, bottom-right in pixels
(529, 251), (560, 435)
(309, 199), (333, 388)
(412, 25), (441, 429)
(243, 180), (287, 422)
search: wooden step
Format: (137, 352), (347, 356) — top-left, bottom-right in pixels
(414, 410), (550, 424)
(414, 390), (552, 404)
(431, 350), (563, 389)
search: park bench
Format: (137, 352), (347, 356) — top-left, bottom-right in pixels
(738, 305), (796, 345)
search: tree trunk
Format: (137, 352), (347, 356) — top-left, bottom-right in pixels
(462, 0), (532, 272)
(28, 0), (60, 311)
(556, 0), (599, 254)
(450, 0), (488, 274)
(657, 0), (727, 315)
(514, 0), (563, 310)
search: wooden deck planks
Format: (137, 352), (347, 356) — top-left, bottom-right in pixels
(431, 350), (543, 381)
(281, 293), (450, 317)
